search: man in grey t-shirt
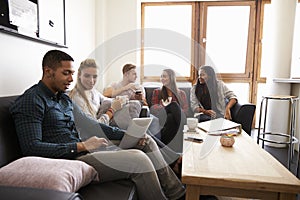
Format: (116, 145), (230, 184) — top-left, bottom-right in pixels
(103, 63), (148, 106)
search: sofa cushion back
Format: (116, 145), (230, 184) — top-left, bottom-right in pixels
(0, 95), (22, 168)
(230, 102), (256, 135)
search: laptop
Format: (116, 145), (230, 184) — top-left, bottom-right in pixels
(118, 117), (152, 149)
(104, 117), (153, 151)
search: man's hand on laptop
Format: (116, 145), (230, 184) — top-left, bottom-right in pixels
(137, 134), (148, 146)
(77, 136), (108, 152)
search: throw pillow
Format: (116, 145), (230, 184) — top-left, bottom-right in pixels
(0, 156), (99, 192)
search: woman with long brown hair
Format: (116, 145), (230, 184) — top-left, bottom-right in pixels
(150, 69), (188, 153)
(191, 65), (237, 122)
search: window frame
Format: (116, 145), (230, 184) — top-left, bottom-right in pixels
(199, 1), (256, 83)
(141, 1), (257, 86)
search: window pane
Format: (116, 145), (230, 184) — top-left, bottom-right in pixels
(205, 6), (250, 73)
(143, 5), (192, 77)
(144, 50), (191, 77)
(291, 3), (300, 78)
(225, 83), (249, 104)
(260, 4), (273, 78)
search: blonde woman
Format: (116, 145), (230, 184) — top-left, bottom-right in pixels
(69, 59), (141, 129)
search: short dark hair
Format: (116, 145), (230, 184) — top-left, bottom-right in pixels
(122, 64), (136, 74)
(42, 50), (74, 70)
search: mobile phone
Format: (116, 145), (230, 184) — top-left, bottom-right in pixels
(185, 137), (203, 143)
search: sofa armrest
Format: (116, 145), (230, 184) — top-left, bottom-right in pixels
(0, 186), (82, 200)
(230, 102), (256, 136)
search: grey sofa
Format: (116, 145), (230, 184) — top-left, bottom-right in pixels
(0, 87), (255, 199)
(0, 95), (137, 200)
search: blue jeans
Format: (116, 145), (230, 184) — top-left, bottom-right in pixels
(73, 102), (180, 168)
(73, 102), (124, 141)
(77, 136), (185, 200)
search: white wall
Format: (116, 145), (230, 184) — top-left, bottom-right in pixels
(94, 0), (139, 92)
(0, 0), (141, 96)
(0, 0), (96, 96)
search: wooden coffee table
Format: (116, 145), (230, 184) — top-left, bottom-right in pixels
(182, 129), (300, 200)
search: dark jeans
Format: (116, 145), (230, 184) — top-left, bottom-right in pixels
(198, 114), (212, 122)
(158, 102), (186, 153)
(197, 113), (223, 123)
(73, 102), (180, 165)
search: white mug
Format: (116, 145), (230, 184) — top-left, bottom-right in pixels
(116, 95), (128, 106)
(187, 118), (198, 130)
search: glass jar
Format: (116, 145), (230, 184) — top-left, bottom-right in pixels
(220, 134), (235, 147)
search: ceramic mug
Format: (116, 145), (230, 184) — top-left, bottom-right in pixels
(187, 118), (198, 131)
(116, 95), (128, 106)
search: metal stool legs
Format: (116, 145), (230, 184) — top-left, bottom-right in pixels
(257, 95), (299, 170)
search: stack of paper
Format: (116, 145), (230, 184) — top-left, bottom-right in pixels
(198, 118), (242, 135)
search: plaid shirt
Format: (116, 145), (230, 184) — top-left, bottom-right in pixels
(10, 81), (81, 159)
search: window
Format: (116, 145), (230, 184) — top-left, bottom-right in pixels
(260, 2), (272, 78)
(205, 5), (250, 74)
(141, 3), (194, 82)
(141, 1), (256, 104)
(291, 2), (300, 78)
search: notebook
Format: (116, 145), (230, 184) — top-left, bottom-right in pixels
(198, 118), (242, 135)
(118, 117), (153, 149)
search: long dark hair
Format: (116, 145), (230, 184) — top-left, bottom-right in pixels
(195, 66), (218, 109)
(160, 69), (183, 106)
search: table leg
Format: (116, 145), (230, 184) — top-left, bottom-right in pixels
(185, 185), (201, 200)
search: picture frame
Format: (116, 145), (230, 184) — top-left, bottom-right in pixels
(0, 0), (66, 47)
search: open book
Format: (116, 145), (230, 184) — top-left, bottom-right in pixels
(198, 118), (242, 135)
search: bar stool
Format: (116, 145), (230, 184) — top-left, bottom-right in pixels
(257, 95), (299, 170)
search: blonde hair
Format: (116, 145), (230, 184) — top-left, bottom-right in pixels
(69, 59), (98, 117)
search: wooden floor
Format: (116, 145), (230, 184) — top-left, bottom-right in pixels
(251, 129), (299, 178)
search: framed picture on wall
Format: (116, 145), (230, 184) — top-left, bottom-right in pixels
(38, 0), (65, 45)
(0, 0), (66, 47)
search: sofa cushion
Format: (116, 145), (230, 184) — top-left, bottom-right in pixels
(0, 156), (99, 193)
(0, 186), (83, 200)
(79, 180), (137, 200)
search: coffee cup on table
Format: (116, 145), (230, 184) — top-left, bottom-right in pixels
(187, 118), (198, 131)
